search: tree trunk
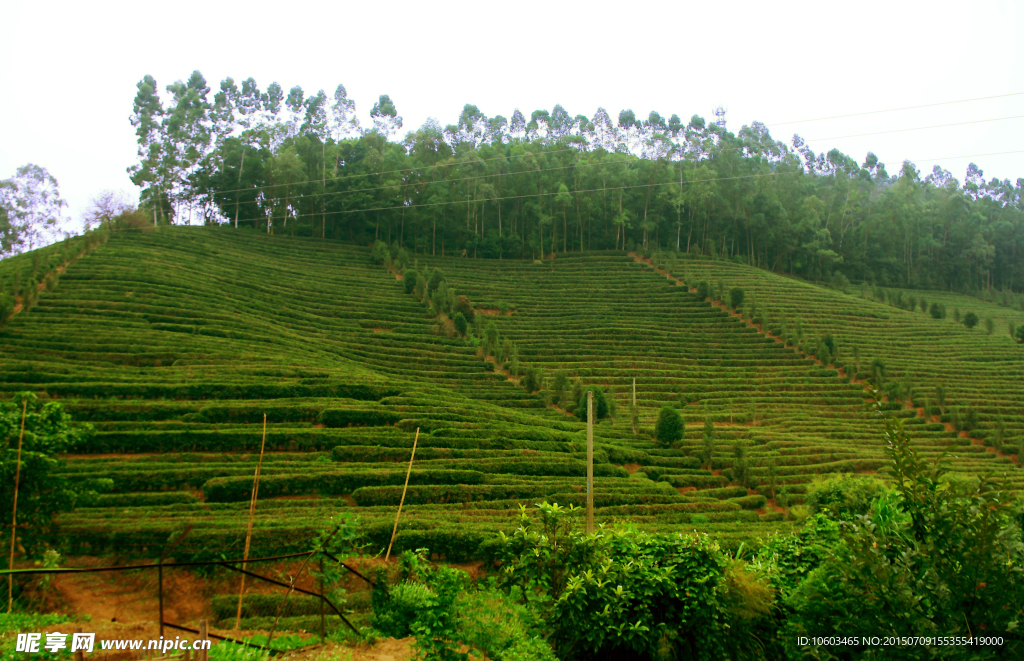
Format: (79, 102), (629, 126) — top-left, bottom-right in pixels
(234, 150), (245, 229)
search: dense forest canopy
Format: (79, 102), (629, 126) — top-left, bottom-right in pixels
(129, 71), (1024, 293)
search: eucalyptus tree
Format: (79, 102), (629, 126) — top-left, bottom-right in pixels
(128, 74), (168, 222)
(162, 71), (212, 222)
(370, 94), (403, 140)
(330, 84), (360, 140)
(0, 165), (66, 255)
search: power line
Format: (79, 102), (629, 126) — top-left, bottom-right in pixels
(805, 115), (1024, 143)
(217, 149), (1024, 227)
(768, 91), (1024, 126)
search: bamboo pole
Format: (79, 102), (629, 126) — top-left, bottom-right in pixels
(587, 391), (594, 535)
(235, 414), (267, 630)
(7, 400), (27, 614)
(386, 428), (420, 562)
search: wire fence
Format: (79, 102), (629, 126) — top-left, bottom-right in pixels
(4, 548), (374, 656)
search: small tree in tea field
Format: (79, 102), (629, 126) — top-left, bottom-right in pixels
(701, 418), (716, 470)
(454, 294), (474, 322)
(452, 311), (468, 337)
(654, 406), (683, 448)
(521, 367), (543, 393)
(550, 370), (570, 407)
(427, 268), (446, 295)
(962, 311), (979, 329)
(576, 386), (609, 422)
(484, 320), (499, 352)
(403, 268), (418, 295)
(729, 286), (744, 310)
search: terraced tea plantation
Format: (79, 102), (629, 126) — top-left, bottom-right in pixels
(662, 257), (1024, 473)
(1, 228), (1020, 563)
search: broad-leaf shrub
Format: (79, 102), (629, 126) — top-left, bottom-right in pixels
(497, 502), (775, 661)
(1, 392), (95, 554)
(575, 386), (609, 422)
(783, 391), (1024, 660)
(804, 474), (887, 520)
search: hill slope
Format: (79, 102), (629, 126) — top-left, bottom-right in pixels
(1, 228), (1019, 560)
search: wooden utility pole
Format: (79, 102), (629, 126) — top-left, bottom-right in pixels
(197, 621), (208, 661)
(386, 428), (420, 561)
(587, 391), (594, 534)
(7, 400), (26, 614)
(235, 414), (267, 629)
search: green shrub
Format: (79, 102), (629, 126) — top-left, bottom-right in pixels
(729, 286), (744, 310)
(929, 302), (943, 319)
(550, 370), (570, 407)
(1015, 325), (1024, 344)
(484, 320), (499, 350)
(985, 317), (995, 335)
(696, 280), (711, 300)
(805, 475), (886, 520)
(783, 393), (1024, 658)
(454, 295), (474, 322)
(453, 312), (469, 337)
(427, 268), (446, 295)
(962, 311), (978, 329)
(403, 269), (419, 295)
(0, 293), (14, 327)
(654, 406), (684, 447)
(521, 367), (542, 393)
(372, 578), (437, 638)
(497, 503), (772, 661)
(204, 468), (487, 501)
(701, 418), (716, 470)
(576, 386), (609, 422)
(731, 494), (767, 510)
(729, 442), (749, 488)
(869, 358), (887, 384)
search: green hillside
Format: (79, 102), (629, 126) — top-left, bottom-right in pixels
(1, 227), (1020, 562)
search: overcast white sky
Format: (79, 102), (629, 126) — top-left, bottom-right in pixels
(1, 0), (1021, 233)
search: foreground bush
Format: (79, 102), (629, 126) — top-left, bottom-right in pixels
(496, 502), (776, 661)
(782, 391), (1024, 660)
